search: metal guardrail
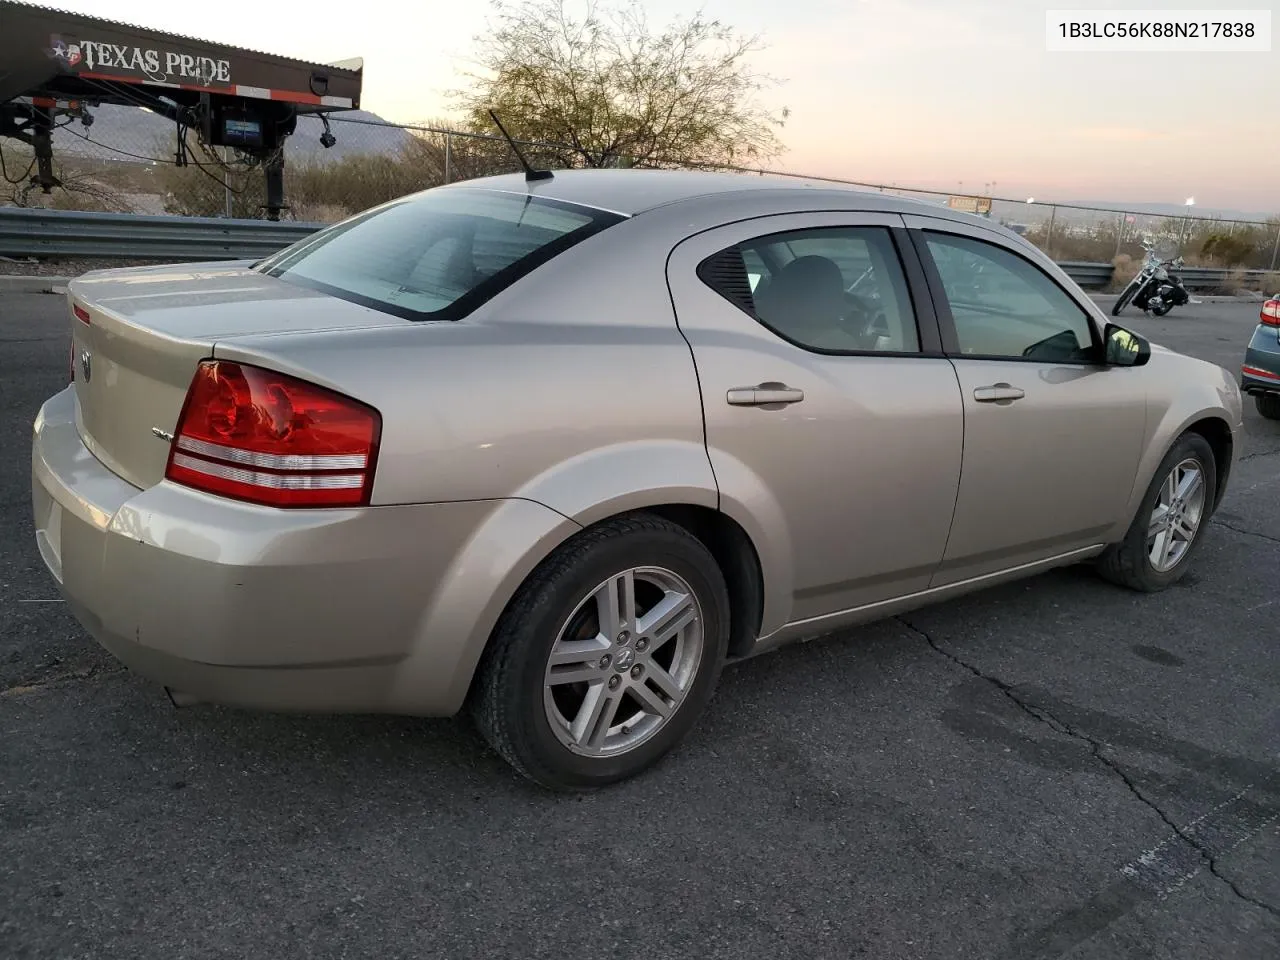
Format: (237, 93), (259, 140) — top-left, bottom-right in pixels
(0, 208), (322, 261)
(1058, 261), (1115, 289)
(0, 209), (1274, 297)
(1062, 263), (1277, 293)
(1177, 266), (1274, 292)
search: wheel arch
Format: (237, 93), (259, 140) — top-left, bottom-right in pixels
(1183, 415), (1234, 512)
(399, 487), (778, 717)
(1108, 394), (1240, 547)
(456, 500), (770, 711)
(504, 438), (795, 654)
(1131, 408), (1237, 527)
(641, 504), (766, 660)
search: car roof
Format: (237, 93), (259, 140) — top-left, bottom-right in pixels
(438, 167), (990, 226)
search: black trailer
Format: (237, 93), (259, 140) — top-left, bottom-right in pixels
(0, 0), (363, 219)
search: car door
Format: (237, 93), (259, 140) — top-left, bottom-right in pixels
(666, 212), (965, 626)
(905, 216), (1148, 585)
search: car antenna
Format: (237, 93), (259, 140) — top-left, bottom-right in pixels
(488, 110), (554, 182)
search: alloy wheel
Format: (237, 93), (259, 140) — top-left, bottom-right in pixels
(1147, 458), (1206, 573)
(543, 566), (703, 757)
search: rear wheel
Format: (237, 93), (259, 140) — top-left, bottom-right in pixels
(1256, 393), (1280, 420)
(1097, 433), (1216, 592)
(470, 513), (730, 790)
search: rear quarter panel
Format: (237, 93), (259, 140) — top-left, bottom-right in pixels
(210, 214), (717, 519)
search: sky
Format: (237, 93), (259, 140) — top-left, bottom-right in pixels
(27, 0), (1280, 212)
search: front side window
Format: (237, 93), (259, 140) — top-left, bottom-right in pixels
(923, 232), (1097, 362)
(257, 189), (623, 321)
(698, 226), (920, 354)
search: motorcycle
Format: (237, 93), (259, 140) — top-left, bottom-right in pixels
(1111, 242), (1192, 317)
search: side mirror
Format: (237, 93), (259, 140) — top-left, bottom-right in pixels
(1104, 323), (1151, 367)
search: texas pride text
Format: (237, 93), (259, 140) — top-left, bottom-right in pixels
(76, 40), (231, 84)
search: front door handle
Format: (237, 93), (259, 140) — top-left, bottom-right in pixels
(727, 384), (805, 406)
(973, 383), (1025, 403)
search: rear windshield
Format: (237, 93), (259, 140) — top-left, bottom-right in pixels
(256, 188), (624, 321)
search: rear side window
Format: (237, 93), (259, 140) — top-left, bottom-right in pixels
(698, 226), (920, 354)
(258, 189), (623, 321)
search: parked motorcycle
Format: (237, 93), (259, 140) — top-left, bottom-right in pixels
(1111, 242), (1192, 317)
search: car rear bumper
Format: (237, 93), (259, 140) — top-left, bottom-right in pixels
(31, 386), (574, 716)
(1242, 328), (1280, 395)
(1241, 372), (1280, 396)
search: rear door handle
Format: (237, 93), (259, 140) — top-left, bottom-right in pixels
(727, 384), (805, 406)
(973, 383), (1025, 403)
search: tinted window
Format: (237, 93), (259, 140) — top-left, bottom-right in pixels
(700, 227), (920, 353)
(924, 233), (1096, 362)
(258, 189), (622, 321)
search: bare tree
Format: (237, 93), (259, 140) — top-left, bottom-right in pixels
(0, 147), (132, 212)
(454, 0), (788, 170)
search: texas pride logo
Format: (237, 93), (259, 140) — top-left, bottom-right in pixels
(49, 38), (82, 66)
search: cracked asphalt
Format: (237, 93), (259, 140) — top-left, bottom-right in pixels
(2, 289), (1278, 960)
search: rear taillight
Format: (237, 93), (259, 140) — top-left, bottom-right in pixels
(1261, 299), (1280, 327)
(1243, 364), (1280, 381)
(165, 360), (381, 508)
(70, 302), (88, 382)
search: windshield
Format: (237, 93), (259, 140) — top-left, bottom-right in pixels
(256, 188), (624, 321)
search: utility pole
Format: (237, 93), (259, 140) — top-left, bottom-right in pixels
(223, 146), (233, 218)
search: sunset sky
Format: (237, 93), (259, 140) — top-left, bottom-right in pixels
(30, 0), (1280, 212)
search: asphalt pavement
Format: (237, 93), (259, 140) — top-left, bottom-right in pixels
(2, 290), (1278, 960)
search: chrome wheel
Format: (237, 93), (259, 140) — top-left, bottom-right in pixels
(1147, 458), (1206, 573)
(543, 566), (704, 758)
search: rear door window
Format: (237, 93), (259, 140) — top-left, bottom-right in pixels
(698, 226), (921, 354)
(258, 189), (623, 321)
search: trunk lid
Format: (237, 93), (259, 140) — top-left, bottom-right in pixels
(68, 261), (408, 489)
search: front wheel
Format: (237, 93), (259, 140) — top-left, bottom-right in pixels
(1096, 433), (1216, 592)
(1256, 393), (1280, 420)
(469, 513), (730, 790)
(1112, 279), (1141, 316)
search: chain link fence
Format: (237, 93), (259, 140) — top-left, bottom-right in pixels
(3, 104), (1278, 287)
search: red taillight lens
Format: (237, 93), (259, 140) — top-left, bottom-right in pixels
(1261, 299), (1280, 327)
(165, 360), (381, 508)
(1243, 364), (1280, 381)
(73, 303), (90, 324)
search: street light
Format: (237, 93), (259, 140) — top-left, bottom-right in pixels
(1179, 197), (1196, 254)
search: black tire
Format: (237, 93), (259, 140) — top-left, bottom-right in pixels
(1256, 393), (1280, 420)
(469, 513), (730, 791)
(1150, 300), (1172, 317)
(1111, 280), (1139, 316)
(1096, 433), (1217, 592)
